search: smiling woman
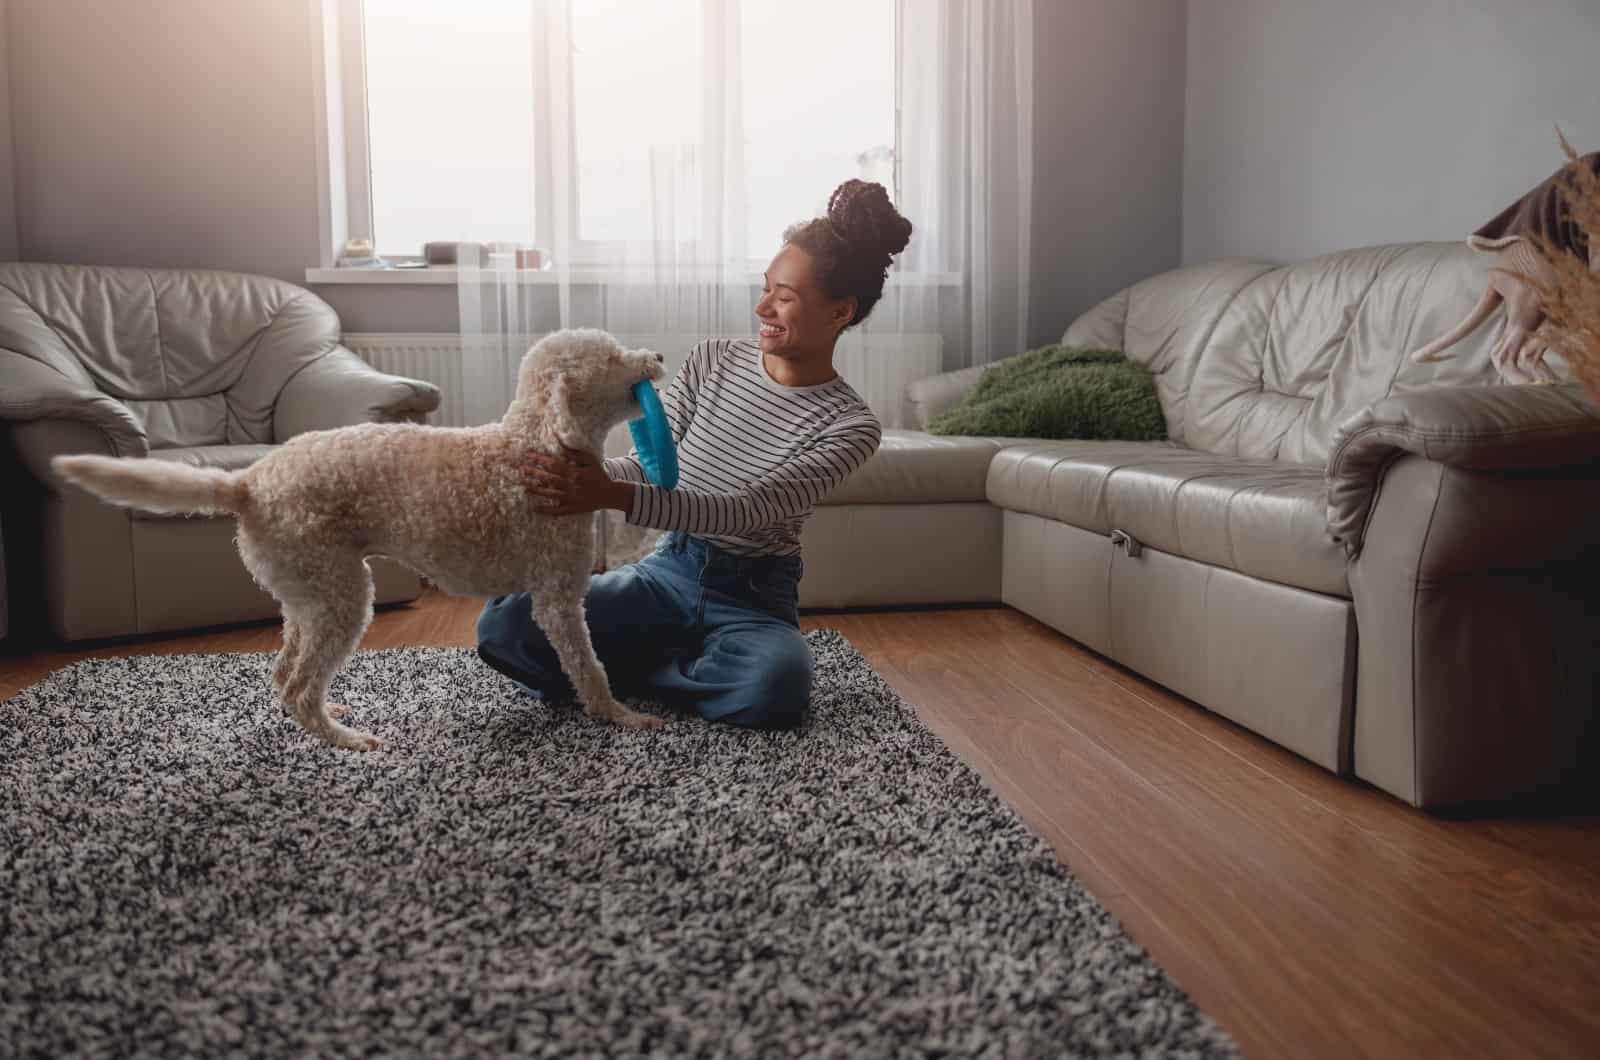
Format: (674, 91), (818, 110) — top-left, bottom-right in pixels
(478, 178), (910, 733)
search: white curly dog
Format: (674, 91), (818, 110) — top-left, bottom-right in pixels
(53, 328), (667, 750)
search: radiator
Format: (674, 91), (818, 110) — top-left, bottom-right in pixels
(343, 334), (467, 428)
(343, 332), (944, 430)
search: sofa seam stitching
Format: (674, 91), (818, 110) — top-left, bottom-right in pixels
(146, 273), (172, 401)
(0, 275), (87, 368)
(1408, 461), (1448, 803)
(1180, 262), (1278, 447)
(231, 292), (323, 443)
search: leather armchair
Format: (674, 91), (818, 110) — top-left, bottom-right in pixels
(0, 263), (440, 642)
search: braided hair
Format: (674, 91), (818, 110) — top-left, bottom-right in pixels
(783, 180), (914, 329)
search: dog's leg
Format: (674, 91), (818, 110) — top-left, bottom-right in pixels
(275, 611), (351, 720)
(273, 616), (303, 710)
(280, 561), (381, 751)
(529, 592), (664, 731)
(239, 524), (333, 720)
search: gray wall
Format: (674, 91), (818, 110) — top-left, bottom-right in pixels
(9, 0), (319, 280)
(1183, 0), (1600, 265)
(1028, 0), (1188, 347)
(0, 0), (17, 262)
(5, 0), (453, 330)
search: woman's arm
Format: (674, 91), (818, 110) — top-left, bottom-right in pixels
(527, 415), (882, 530)
(621, 419), (880, 534)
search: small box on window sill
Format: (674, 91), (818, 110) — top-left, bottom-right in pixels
(424, 242), (482, 266)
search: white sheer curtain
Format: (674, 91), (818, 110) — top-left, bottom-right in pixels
(887, 0), (1034, 375)
(456, 0), (757, 430)
(454, 0), (1034, 436)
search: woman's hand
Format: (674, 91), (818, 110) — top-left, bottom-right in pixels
(522, 447), (631, 515)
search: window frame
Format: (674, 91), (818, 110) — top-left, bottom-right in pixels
(314, 0), (903, 270)
(312, 0), (376, 266)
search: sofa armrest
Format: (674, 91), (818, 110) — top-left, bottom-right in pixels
(2, 416), (144, 640)
(273, 346), (442, 441)
(0, 351), (149, 462)
(1326, 382), (1600, 556)
(1330, 383), (1600, 808)
(903, 361), (1003, 429)
(1345, 449), (1600, 809)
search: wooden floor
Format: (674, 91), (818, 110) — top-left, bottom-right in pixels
(4, 591), (1598, 1059)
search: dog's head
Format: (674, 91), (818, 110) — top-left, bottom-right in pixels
(511, 328), (666, 450)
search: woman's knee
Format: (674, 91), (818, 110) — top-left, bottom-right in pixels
(476, 593), (573, 699)
(721, 644), (813, 730)
(476, 593), (541, 654)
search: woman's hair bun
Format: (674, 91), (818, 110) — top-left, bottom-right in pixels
(826, 179), (913, 265)
(781, 179), (915, 329)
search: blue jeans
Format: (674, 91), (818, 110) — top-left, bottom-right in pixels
(476, 531), (811, 729)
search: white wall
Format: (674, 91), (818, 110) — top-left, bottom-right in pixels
(0, 0), (18, 262)
(1028, 0), (1188, 346)
(1183, 0), (1600, 265)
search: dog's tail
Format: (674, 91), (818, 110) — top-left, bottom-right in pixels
(52, 454), (249, 516)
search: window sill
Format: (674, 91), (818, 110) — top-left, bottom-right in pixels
(307, 266), (463, 286)
(305, 265), (962, 288)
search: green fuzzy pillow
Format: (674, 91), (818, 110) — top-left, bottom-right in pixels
(927, 344), (1167, 440)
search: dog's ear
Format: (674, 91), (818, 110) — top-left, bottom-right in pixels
(547, 375), (587, 451)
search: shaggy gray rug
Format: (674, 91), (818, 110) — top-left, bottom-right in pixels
(0, 631), (1239, 1059)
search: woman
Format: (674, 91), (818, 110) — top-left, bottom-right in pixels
(476, 179), (914, 729)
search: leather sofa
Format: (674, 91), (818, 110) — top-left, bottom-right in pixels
(0, 264), (439, 643)
(798, 241), (1600, 811)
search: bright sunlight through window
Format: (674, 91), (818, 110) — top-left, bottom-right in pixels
(364, 0), (537, 254)
(363, 0), (895, 263)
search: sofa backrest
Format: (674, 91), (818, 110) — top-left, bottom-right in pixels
(1066, 241), (1510, 465)
(1064, 258), (1277, 445)
(0, 263), (341, 448)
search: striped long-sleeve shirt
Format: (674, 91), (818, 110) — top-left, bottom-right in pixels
(602, 338), (882, 557)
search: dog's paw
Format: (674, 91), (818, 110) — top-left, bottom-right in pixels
(613, 708), (666, 731)
(581, 695), (666, 731)
(330, 724), (384, 752)
(326, 701), (351, 720)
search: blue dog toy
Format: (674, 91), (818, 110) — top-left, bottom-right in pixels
(628, 380), (679, 488)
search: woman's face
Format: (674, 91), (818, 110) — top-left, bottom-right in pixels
(755, 244), (854, 360)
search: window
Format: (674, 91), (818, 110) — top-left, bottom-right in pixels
(364, 1), (537, 254)
(569, 0), (704, 244)
(346, 0), (897, 266)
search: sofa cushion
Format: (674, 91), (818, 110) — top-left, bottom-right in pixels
(130, 444), (276, 520)
(151, 444), (275, 472)
(927, 345), (1167, 441)
(823, 430), (1013, 505)
(125, 395), (229, 450)
(987, 441), (1348, 598)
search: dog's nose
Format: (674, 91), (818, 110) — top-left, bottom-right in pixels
(653, 351), (665, 363)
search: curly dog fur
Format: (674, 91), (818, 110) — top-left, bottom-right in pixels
(54, 328), (666, 749)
